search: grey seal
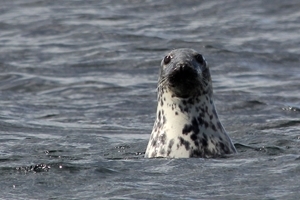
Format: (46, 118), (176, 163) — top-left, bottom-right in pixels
(145, 48), (237, 158)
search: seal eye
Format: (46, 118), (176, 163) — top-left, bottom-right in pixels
(195, 54), (205, 65)
(163, 55), (171, 65)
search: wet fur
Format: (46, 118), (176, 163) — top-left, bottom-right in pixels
(145, 48), (236, 158)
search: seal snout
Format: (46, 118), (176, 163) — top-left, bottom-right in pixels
(167, 62), (199, 98)
(170, 62), (198, 83)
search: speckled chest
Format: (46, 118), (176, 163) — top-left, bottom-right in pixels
(145, 87), (235, 158)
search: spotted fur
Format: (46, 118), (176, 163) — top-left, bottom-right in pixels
(145, 48), (236, 158)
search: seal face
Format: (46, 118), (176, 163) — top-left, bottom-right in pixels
(145, 48), (237, 158)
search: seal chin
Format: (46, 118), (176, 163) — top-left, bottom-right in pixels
(168, 64), (200, 98)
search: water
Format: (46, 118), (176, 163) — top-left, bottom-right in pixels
(1, 0), (300, 199)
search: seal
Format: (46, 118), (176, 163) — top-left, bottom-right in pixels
(145, 48), (237, 158)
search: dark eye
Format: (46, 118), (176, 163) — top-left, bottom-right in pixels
(194, 54), (205, 65)
(163, 55), (171, 65)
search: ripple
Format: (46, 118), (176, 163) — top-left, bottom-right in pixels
(0, 0), (300, 199)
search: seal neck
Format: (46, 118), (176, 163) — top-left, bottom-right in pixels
(157, 86), (217, 119)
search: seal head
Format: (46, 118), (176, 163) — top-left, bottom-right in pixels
(160, 48), (211, 98)
(145, 48), (236, 158)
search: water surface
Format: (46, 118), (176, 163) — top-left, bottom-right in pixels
(1, 0), (300, 199)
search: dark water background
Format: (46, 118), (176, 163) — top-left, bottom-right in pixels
(1, 0), (300, 199)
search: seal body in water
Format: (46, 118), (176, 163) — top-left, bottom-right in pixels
(145, 48), (237, 158)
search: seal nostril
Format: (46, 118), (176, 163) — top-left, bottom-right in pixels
(178, 63), (188, 70)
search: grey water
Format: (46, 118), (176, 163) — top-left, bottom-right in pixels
(0, 0), (300, 199)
